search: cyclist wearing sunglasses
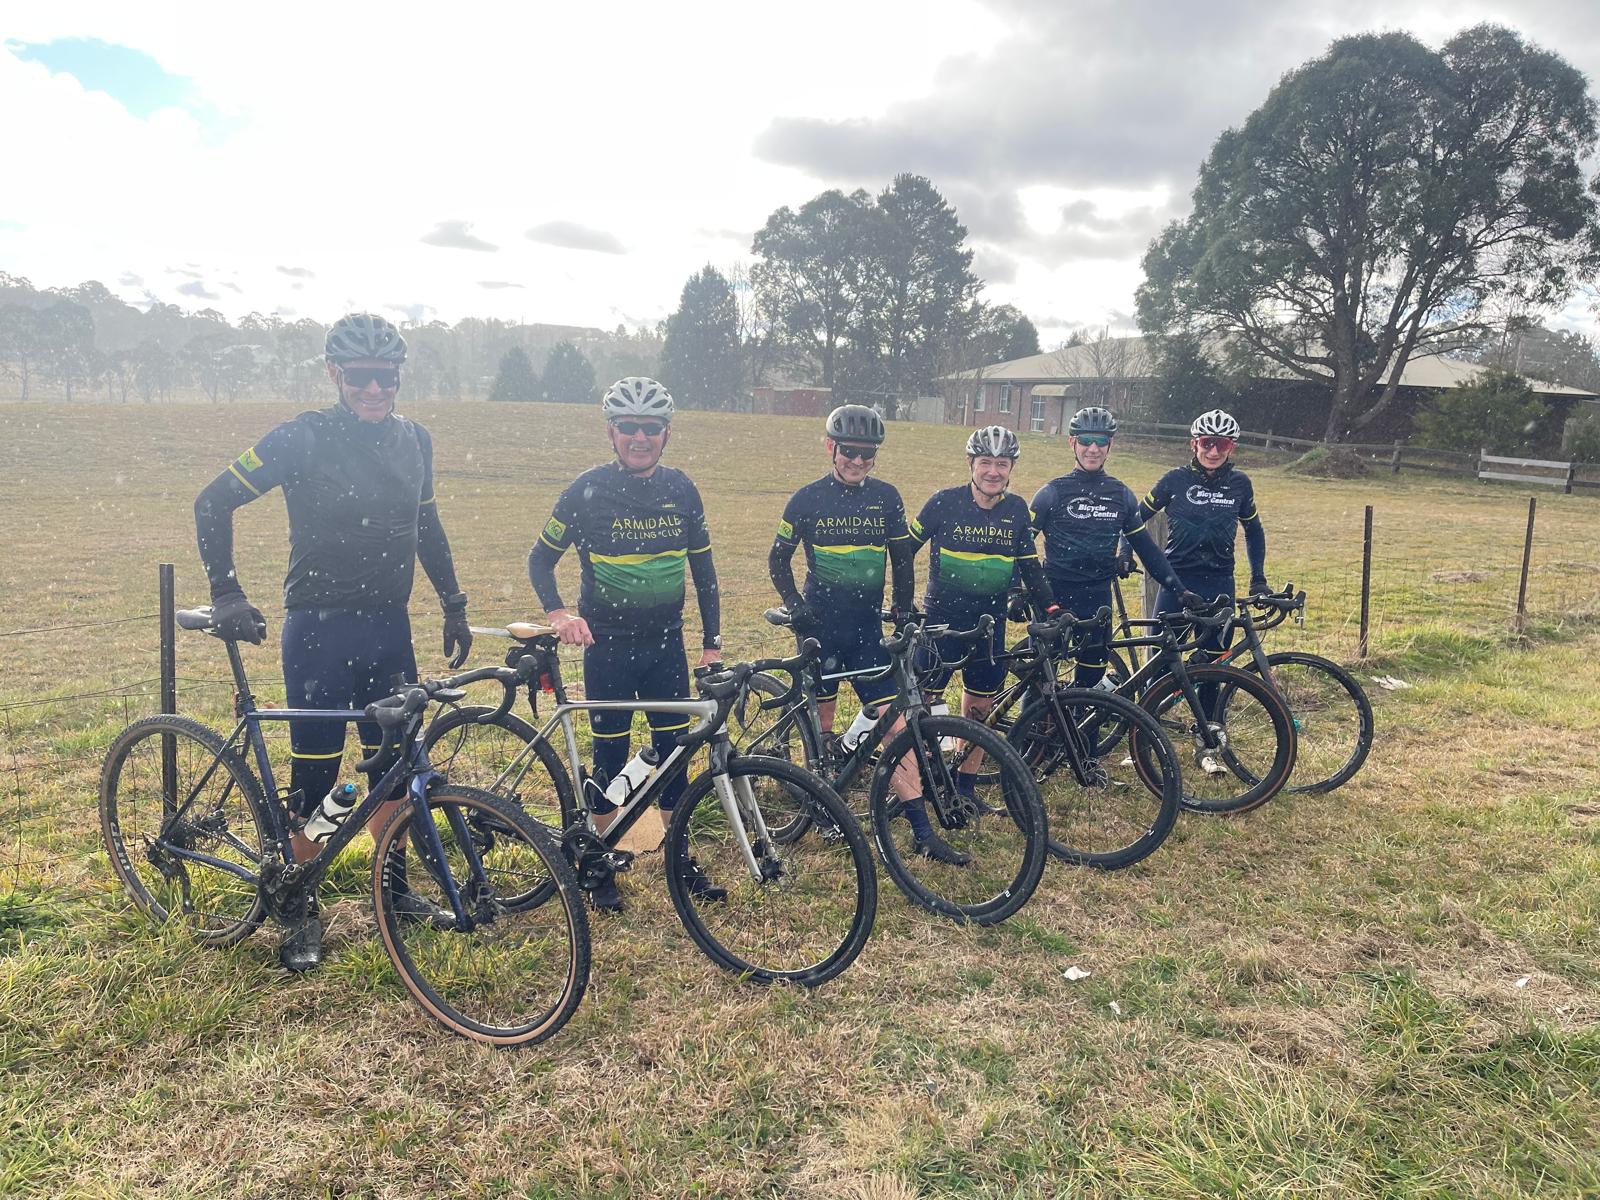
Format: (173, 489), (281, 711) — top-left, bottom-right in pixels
(1139, 407), (1267, 640)
(527, 377), (723, 912)
(193, 312), (472, 969)
(1030, 406), (1196, 688)
(769, 404), (915, 733)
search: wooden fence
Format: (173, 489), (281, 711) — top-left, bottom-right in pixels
(1113, 420), (1600, 492)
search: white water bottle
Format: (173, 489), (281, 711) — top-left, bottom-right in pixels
(603, 747), (660, 807)
(1095, 675), (1117, 692)
(928, 701), (960, 752)
(839, 705), (880, 750)
(303, 782), (358, 843)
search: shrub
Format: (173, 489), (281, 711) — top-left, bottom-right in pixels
(1411, 368), (1543, 453)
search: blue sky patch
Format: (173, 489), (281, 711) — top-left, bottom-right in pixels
(7, 37), (231, 135)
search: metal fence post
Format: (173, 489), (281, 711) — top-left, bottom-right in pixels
(1514, 497), (1536, 637)
(159, 563), (177, 804)
(1358, 506), (1373, 659)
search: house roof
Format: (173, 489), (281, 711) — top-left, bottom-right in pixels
(946, 334), (1598, 399)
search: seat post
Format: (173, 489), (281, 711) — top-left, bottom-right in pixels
(224, 638), (258, 715)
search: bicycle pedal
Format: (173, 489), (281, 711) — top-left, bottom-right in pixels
(603, 849), (635, 873)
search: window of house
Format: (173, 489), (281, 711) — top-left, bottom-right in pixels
(975, 389), (986, 413)
(999, 383), (1012, 413)
(1030, 394), (1045, 432)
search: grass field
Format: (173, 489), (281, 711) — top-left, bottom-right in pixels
(2, 401), (1598, 1198)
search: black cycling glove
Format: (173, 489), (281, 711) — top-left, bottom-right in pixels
(441, 592), (472, 668)
(211, 591), (266, 644)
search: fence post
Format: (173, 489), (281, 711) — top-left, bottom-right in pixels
(159, 563), (177, 805)
(1390, 441), (1402, 474)
(1358, 505), (1373, 659)
(1565, 462), (1576, 495)
(1514, 496), (1536, 637)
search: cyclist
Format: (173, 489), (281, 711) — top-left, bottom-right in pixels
(908, 425), (1059, 801)
(769, 405), (969, 862)
(1030, 406), (1198, 688)
(527, 377), (723, 913)
(193, 312), (473, 971)
(1139, 408), (1268, 620)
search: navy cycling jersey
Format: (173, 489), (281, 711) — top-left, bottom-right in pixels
(773, 474), (911, 611)
(1030, 468), (1150, 587)
(1139, 463), (1266, 578)
(195, 405), (456, 610)
(528, 461), (718, 641)
(908, 487), (1036, 618)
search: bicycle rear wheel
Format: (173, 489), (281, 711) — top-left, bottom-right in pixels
(422, 704), (577, 832)
(1244, 652), (1373, 794)
(99, 715), (268, 946)
(373, 786), (589, 1046)
(1136, 664), (1296, 815)
(869, 715), (1047, 925)
(1008, 691), (1181, 870)
(666, 757), (876, 987)
(737, 672), (823, 845)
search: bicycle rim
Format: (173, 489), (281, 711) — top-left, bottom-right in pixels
(423, 705), (576, 832)
(1253, 653), (1373, 794)
(374, 786), (590, 1046)
(1140, 665), (1296, 815)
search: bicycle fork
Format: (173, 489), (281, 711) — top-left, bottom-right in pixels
(709, 739), (778, 882)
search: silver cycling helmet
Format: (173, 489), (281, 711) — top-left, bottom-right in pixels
(966, 424), (1020, 459)
(824, 404), (886, 445)
(602, 377), (675, 422)
(1068, 406), (1118, 436)
(1190, 408), (1240, 439)
(325, 312), (407, 364)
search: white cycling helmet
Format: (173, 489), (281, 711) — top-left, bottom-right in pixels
(966, 424), (1020, 459)
(602, 377), (675, 422)
(1190, 408), (1240, 439)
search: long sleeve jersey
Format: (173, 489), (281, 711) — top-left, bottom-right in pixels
(1138, 462), (1266, 581)
(1030, 467), (1183, 593)
(768, 474), (914, 615)
(907, 485), (1053, 619)
(526, 461), (720, 647)
(193, 404), (461, 610)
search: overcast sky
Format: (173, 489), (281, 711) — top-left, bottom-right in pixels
(3, 0), (1599, 344)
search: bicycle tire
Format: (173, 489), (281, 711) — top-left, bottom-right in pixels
(1135, 664), (1297, 815)
(1007, 691), (1181, 870)
(665, 756), (876, 987)
(869, 714), (1047, 925)
(372, 785), (590, 1046)
(737, 672), (824, 845)
(423, 704), (578, 833)
(1240, 652), (1373, 795)
(99, 715), (269, 946)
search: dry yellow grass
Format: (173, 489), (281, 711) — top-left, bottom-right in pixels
(0, 401), (1597, 1197)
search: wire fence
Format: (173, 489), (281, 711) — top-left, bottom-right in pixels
(4, 497), (1598, 892)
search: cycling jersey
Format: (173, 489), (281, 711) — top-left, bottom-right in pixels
(1139, 462), (1266, 580)
(908, 486), (1047, 621)
(527, 462), (720, 645)
(195, 405), (461, 610)
(769, 474), (913, 613)
(1030, 468), (1182, 592)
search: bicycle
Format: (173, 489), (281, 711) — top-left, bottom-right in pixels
(1105, 582), (1373, 795)
(738, 609), (1048, 927)
(974, 606), (1184, 870)
(99, 605), (590, 1046)
(422, 624), (877, 988)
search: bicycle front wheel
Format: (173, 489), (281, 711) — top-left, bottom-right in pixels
(1137, 664), (1296, 815)
(99, 715), (268, 946)
(373, 786), (590, 1046)
(1244, 652), (1373, 794)
(869, 715), (1047, 925)
(1008, 691), (1181, 870)
(666, 756), (876, 987)
(423, 704), (577, 832)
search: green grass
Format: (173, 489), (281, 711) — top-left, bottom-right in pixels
(0, 401), (1597, 1196)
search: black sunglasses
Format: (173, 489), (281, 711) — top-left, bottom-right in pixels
(835, 444), (877, 461)
(612, 420), (667, 437)
(340, 366), (401, 389)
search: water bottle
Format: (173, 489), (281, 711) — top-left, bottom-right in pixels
(1095, 675), (1117, 692)
(929, 701), (958, 753)
(603, 747), (659, 807)
(839, 705), (880, 750)
(303, 782), (359, 843)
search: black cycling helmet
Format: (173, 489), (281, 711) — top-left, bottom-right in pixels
(825, 404), (886, 446)
(325, 312), (407, 365)
(966, 424), (1020, 459)
(1068, 406), (1118, 436)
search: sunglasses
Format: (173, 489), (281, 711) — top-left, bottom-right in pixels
(339, 366), (401, 389)
(835, 444), (878, 461)
(1074, 434), (1111, 448)
(1196, 436), (1236, 453)
(612, 420), (667, 437)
